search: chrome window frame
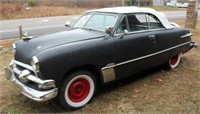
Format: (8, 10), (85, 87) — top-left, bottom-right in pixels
(114, 13), (167, 35)
(147, 13), (165, 30)
(115, 15), (130, 34)
(114, 27), (166, 36)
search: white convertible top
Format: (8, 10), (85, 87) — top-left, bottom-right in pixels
(86, 6), (174, 29)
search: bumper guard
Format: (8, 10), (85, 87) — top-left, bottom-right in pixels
(4, 66), (58, 102)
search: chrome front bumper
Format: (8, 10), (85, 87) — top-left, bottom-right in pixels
(4, 65), (58, 102)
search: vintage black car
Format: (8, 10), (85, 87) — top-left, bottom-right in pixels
(4, 6), (197, 109)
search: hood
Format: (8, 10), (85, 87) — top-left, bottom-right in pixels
(15, 29), (105, 64)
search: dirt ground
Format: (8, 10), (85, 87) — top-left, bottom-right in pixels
(0, 20), (199, 113)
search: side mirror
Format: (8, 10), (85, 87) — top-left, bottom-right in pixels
(123, 30), (128, 35)
(119, 30), (128, 38)
(65, 21), (71, 27)
(105, 26), (113, 34)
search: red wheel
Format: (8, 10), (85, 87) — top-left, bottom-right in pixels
(59, 71), (96, 109)
(170, 55), (179, 65)
(68, 78), (90, 103)
(168, 53), (181, 69)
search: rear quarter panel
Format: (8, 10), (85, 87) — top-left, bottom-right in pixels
(168, 28), (191, 57)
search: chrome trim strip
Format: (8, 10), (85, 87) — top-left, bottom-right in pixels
(127, 28), (165, 34)
(26, 75), (56, 88)
(116, 41), (190, 66)
(12, 43), (16, 55)
(18, 70), (30, 82)
(32, 56), (39, 63)
(12, 64), (56, 89)
(12, 43), (16, 49)
(13, 67), (21, 75)
(31, 56), (40, 73)
(103, 41), (191, 70)
(181, 33), (192, 38)
(114, 28), (165, 36)
(12, 60), (34, 71)
(102, 63), (116, 70)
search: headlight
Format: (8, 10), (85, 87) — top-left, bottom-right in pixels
(12, 43), (16, 54)
(31, 56), (40, 73)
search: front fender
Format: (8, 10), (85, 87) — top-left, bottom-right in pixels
(36, 37), (115, 87)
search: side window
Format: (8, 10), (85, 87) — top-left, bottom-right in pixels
(147, 14), (164, 29)
(127, 14), (148, 32)
(116, 17), (128, 34)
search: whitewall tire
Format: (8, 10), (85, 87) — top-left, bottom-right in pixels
(59, 71), (96, 110)
(168, 53), (181, 69)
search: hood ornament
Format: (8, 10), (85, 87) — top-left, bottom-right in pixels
(23, 32), (28, 37)
(19, 25), (34, 40)
(22, 32), (34, 40)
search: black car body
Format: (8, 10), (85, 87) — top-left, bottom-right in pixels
(4, 6), (197, 109)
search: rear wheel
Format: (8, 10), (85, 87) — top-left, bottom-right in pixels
(166, 53), (181, 69)
(59, 71), (96, 110)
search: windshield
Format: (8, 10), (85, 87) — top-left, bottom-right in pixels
(73, 12), (118, 31)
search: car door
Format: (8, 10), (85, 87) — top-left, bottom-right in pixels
(146, 14), (175, 66)
(114, 14), (157, 79)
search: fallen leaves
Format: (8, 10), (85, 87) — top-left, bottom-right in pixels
(134, 89), (140, 93)
(157, 78), (164, 85)
(157, 78), (163, 82)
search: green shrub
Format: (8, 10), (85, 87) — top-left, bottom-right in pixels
(27, 0), (38, 7)
(127, 0), (133, 6)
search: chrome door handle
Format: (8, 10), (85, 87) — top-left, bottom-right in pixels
(149, 35), (155, 40)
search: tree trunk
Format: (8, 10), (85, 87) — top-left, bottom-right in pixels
(185, 0), (198, 28)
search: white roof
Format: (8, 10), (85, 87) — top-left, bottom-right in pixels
(86, 6), (174, 29)
(87, 6), (156, 14)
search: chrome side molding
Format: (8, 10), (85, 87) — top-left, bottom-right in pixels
(101, 41), (192, 83)
(181, 33), (192, 39)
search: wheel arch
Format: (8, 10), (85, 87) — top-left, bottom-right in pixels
(169, 46), (183, 59)
(59, 64), (103, 89)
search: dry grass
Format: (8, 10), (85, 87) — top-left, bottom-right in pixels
(0, 3), (90, 20)
(0, 20), (199, 113)
(0, 3), (186, 20)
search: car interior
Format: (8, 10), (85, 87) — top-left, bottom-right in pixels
(116, 14), (163, 34)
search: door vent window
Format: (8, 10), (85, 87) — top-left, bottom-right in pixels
(147, 14), (164, 29)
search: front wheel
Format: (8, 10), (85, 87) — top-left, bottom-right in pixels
(166, 53), (181, 69)
(59, 71), (96, 110)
